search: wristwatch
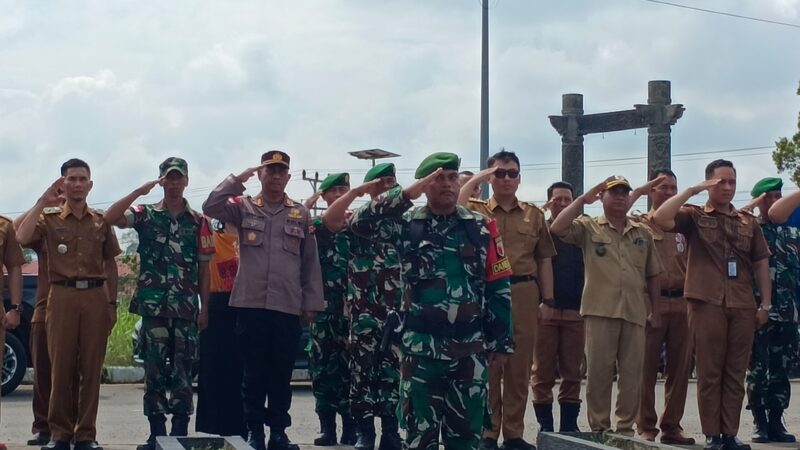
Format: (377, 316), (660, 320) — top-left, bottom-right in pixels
(6, 304), (20, 312)
(759, 304), (772, 311)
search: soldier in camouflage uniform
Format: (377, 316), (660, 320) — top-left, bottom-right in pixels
(327, 153), (514, 450)
(745, 178), (799, 444)
(304, 173), (357, 446)
(324, 162), (403, 450)
(104, 158), (214, 450)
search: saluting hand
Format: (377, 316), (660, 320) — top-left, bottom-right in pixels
(742, 193), (766, 214)
(580, 180), (606, 205)
(135, 177), (164, 197)
(404, 168), (443, 200)
(472, 166), (498, 183)
(236, 162), (269, 184)
(40, 177), (65, 205)
(690, 178), (721, 196)
(633, 174), (668, 197)
(304, 191), (322, 210)
(350, 179), (383, 198)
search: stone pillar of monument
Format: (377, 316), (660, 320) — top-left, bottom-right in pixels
(561, 93), (585, 197)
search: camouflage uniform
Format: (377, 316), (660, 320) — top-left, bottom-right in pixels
(747, 221), (800, 410)
(350, 187), (514, 450)
(308, 216), (352, 416)
(347, 208), (403, 421)
(126, 202), (213, 417)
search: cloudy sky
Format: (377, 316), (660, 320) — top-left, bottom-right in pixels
(1, 0), (798, 216)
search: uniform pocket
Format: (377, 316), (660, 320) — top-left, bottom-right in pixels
(241, 214), (266, 246)
(737, 225), (753, 252)
(283, 224), (304, 255)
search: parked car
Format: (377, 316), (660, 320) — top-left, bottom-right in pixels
(3, 273), (38, 395)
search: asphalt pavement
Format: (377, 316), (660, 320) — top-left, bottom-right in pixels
(2, 382), (800, 450)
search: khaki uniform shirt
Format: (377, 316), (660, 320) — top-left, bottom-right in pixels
(672, 204), (770, 309)
(202, 175), (325, 315)
(468, 197), (556, 277)
(0, 217), (26, 315)
(637, 213), (687, 291)
(561, 215), (663, 326)
(27, 204), (121, 282)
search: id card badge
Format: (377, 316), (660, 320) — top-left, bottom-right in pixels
(727, 256), (738, 278)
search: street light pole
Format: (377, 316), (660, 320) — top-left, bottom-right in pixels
(479, 0), (490, 199)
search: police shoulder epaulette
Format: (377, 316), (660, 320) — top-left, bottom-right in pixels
(683, 203), (702, 210)
(738, 208), (756, 218)
(43, 206), (62, 215)
(468, 198), (488, 205)
(523, 201), (546, 213)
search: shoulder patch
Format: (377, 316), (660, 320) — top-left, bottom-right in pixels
(468, 198), (488, 205)
(43, 206), (62, 215)
(133, 204), (146, 213)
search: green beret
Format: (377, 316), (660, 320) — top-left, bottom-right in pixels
(751, 177), (782, 197)
(319, 172), (350, 192)
(414, 152), (460, 179)
(364, 163), (395, 182)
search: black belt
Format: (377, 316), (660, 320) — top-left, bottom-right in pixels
(661, 288), (684, 298)
(52, 279), (105, 289)
(510, 275), (537, 285)
(404, 316), (482, 339)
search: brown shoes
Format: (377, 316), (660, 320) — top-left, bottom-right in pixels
(661, 432), (696, 445)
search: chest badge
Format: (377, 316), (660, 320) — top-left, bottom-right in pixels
(247, 231), (258, 242)
(288, 208), (302, 220)
(596, 244), (607, 256)
(57, 244), (68, 254)
(676, 233), (686, 253)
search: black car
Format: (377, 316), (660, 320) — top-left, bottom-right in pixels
(3, 273), (38, 395)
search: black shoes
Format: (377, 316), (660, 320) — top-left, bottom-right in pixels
(377, 416), (402, 450)
(313, 412), (337, 446)
(41, 441), (70, 450)
(703, 435), (724, 450)
(341, 414), (358, 445)
(559, 402), (581, 433)
(720, 435), (750, 450)
(751, 407), (769, 443)
(354, 418), (376, 450)
(267, 429), (299, 450)
(767, 407), (796, 442)
(170, 414), (190, 437)
(533, 403), (554, 433)
(74, 441), (104, 450)
(501, 437), (536, 450)
(27, 433), (51, 446)
(478, 438), (499, 450)
(246, 430), (267, 450)
(138, 414), (168, 450)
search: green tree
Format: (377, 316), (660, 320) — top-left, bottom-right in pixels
(772, 82), (800, 185)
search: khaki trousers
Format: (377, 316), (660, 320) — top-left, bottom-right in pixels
(584, 315), (645, 435)
(636, 296), (692, 436)
(485, 281), (539, 440)
(689, 300), (755, 436)
(532, 308), (584, 404)
(47, 285), (110, 442)
(30, 321), (52, 435)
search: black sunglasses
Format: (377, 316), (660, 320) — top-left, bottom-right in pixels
(494, 169), (520, 179)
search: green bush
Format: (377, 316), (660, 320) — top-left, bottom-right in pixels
(104, 306), (139, 366)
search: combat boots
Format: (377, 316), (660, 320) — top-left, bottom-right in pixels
(354, 418), (376, 450)
(767, 408), (796, 442)
(377, 416), (402, 450)
(559, 402), (581, 432)
(267, 428), (299, 450)
(314, 412), (338, 446)
(137, 414), (167, 450)
(341, 414), (358, 445)
(751, 407), (769, 443)
(170, 414), (190, 437)
(533, 403), (554, 433)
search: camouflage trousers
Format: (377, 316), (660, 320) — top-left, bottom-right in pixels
(309, 312), (351, 416)
(399, 353), (488, 450)
(747, 320), (800, 410)
(349, 316), (400, 420)
(141, 316), (198, 416)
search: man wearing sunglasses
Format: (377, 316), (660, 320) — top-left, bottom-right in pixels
(460, 150), (556, 450)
